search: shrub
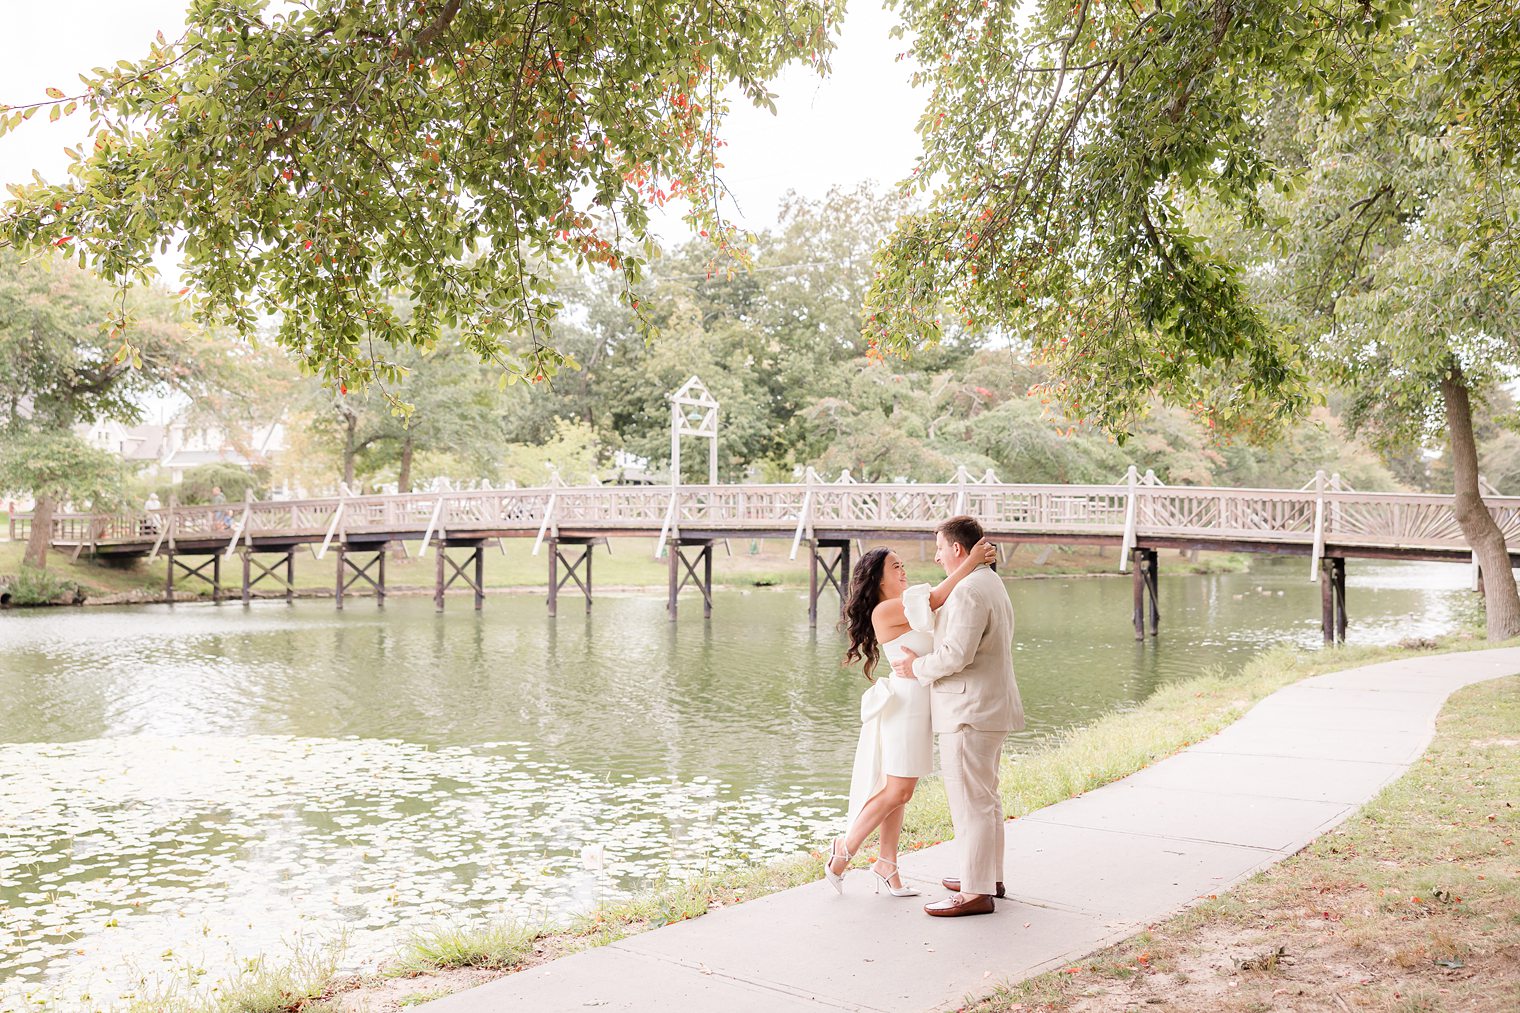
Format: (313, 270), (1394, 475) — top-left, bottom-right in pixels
(155, 463), (269, 506)
(1, 566), (85, 606)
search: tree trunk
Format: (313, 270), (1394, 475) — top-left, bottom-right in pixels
(1442, 367), (1520, 639)
(23, 494), (54, 569)
(399, 435), (414, 493)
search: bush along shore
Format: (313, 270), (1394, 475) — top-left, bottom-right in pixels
(0, 565), (85, 606)
(71, 632), (1502, 1013)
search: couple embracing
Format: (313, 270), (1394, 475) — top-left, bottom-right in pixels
(825, 515), (1023, 918)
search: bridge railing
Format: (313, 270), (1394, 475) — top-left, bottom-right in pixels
(1319, 489), (1520, 547)
(1139, 486), (1318, 542)
(17, 482), (1520, 556)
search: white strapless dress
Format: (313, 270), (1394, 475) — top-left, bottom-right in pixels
(845, 584), (935, 827)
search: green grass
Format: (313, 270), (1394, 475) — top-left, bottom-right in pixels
(392, 920), (541, 973)
(213, 940), (341, 1013)
(102, 936), (345, 1013)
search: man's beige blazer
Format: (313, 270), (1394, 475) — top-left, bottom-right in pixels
(910, 565), (1024, 733)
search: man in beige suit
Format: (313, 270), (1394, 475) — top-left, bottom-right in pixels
(891, 515), (1022, 917)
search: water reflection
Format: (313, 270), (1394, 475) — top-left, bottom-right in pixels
(0, 558), (1478, 1006)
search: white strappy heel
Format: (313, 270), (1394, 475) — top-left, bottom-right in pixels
(870, 858), (920, 897)
(823, 836), (853, 895)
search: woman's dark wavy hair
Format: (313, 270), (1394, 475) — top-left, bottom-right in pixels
(841, 547), (892, 680)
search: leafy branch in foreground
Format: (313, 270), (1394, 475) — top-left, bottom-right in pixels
(0, 0), (842, 390)
(866, 0), (1409, 437)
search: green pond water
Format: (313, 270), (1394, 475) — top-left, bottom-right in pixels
(0, 557), (1479, 1006)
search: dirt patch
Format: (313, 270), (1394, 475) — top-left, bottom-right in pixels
(1012, 893), (1520, 1013)
(322, 967), (500, 1011)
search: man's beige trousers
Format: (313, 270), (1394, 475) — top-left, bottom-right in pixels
(939, 726), (1006, 896)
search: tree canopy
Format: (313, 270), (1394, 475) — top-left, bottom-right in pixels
(0, 0), (841, 394)
(863, 0), (1428, 436)
(0, 248), (270, 566)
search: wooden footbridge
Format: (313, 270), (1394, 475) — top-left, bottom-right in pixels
(8, 467), (1509, 643)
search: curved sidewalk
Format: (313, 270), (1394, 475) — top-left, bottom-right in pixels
(423, 647), (1520, 1013)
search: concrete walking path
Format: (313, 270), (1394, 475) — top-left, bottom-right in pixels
(422, 647), (1520, 1012)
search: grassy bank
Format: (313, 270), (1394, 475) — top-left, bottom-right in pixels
(973, 672), (1520, 1013)
(99, 633), (1490, 1013)
(0, 538), (1245, 606)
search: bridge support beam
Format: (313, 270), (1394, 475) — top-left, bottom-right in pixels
(1131, 547), (1159, 639)
(668, 539), (715, 621)
(435, 541), (485, 612)
(335, 544), (387, 609)
(1321, 556), (1347, 645)
(809, 539), (853, 628)
(548, 537), (603, 617)
(241, 548), (296, 604)
(166, 550), (222, 604)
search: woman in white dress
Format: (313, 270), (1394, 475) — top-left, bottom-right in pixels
(824, 539), (997, 896)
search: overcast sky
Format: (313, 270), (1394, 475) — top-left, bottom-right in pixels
(0, 1), (926, 243)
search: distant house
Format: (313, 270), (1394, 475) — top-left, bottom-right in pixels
(601, 450), (659, 486)
(78, 413), (287, 485)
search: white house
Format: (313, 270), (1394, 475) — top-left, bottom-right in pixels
(78, 412), (287, 485)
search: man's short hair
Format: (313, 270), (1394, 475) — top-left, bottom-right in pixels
(937, 515), (984, 555)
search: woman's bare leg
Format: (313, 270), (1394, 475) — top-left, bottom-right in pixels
(829, 776), (918, 876)
(875, 803), (908, 888)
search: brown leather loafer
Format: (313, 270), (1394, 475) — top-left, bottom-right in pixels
(925, 893), (996, 917)
(941, 878), (1005, 898)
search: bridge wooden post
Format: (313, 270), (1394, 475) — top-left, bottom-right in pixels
(1132, 547), (1158, 639)
(434, 541), (485, 612)
(704, 541), (713, 619)
(240, 548), (297, 604)
(475, 545), (484, 610)
(667, 538), (678, 620)
(549, 537), (598, 617)
(549, 537), (560, 617)
(337, 545), (387, 608)
(668, 539), (714, 620)
(808, 539), (852, 628)
(808, 540), (817, 625)
(335, 543), (346, 610)
(166, 552), (220, 603)
(1321, 556), (1347, 644)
